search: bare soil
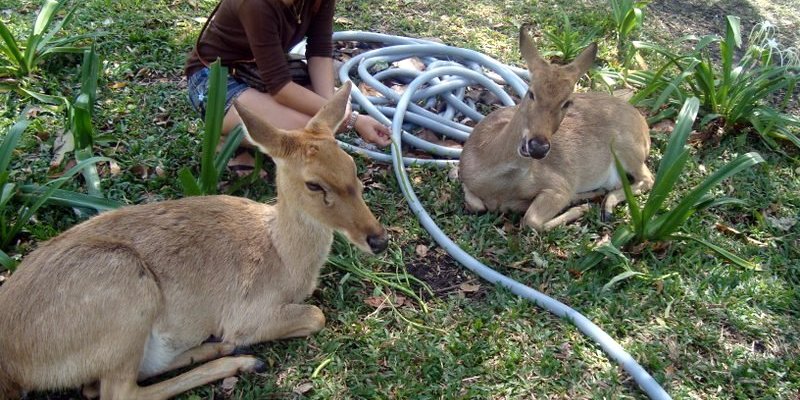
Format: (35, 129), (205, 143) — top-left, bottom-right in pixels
(647, 0), (799, 52)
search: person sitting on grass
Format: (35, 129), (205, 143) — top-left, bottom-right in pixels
(185, 0), (391, 173)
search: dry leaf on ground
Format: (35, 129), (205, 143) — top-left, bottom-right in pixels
(415, 244), (429, 257)
(459, 282), (480, 293)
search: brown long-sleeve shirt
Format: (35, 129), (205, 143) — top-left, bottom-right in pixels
(185, 0), (334, 94)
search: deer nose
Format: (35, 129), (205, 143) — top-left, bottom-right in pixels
(525, 137), (550, 159)
(367, 231), (388, 254)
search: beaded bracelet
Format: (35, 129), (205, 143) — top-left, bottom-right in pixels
(345, 111), (359, 131)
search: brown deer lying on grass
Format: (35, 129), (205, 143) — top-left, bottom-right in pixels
(0, 81), (388, 400)
(459, 25), (654, 232)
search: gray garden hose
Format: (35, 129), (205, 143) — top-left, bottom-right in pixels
(328, 31), (672, 400)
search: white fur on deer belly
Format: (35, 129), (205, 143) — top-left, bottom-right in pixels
(578, 162), (622, 192)
(139, 331), (183, 378)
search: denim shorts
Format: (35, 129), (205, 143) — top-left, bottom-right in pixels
(186, 67), (249, 118)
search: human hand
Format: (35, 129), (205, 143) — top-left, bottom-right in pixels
(355, 114), (392, 148)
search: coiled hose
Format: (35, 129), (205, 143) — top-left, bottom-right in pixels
(327, 31), (671, 400)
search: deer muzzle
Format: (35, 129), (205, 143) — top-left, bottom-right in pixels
(519, 137), (551, 159)
(367, 229), (389, 254)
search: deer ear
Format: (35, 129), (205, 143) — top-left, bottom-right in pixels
(564, 43), (597, 80)
(306, 80), (352, 134)
(519, 24), (548, 74)
(235, 101), (297, 158)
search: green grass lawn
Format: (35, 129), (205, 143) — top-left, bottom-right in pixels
(1, 0), (798, 399)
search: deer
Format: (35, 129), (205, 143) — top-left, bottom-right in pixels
(0, 81), (388, 400)
(459, 25), (654, 232)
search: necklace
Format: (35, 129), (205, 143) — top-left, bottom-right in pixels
(290, 0), (305, 24)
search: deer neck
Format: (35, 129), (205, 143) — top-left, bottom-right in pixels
(271, 187), (334, 274)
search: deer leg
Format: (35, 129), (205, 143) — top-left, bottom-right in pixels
(463, 186), (487, 212)
(138, 341), (239, 380)
(523, 189), (574, 232)
(237, 304), (326, 343)
(99, 356), (265, 400)
(601, 164), (654, 221)
(571, 189), (607, 203)
(543, 203), (592, 231)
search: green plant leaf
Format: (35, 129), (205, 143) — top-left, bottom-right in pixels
(649, 60), (697, 112)
(199, 59), (228, 194)
(611, 147), (642, 234)
(0, 117), (30, 174)
(17, 88), (67, 105)
(31, 0), (61, 38)
(672, 233), (759, 270)
(178, 167), (202, 196)
(0, 182), (14, 209)
(0, 248), (17, 271)
(214, 124), (245, 174)
(694, 196), (749, 211)
(18, 185), (121, 211)
(653, 152), (764, 238)
(0, 19), (26, 74)
(579, 226), (635, 270)
(36, 1), (80, 52)
(602, 269), (643, 292)
(641, 149), (690, 229)
(72, 93), (94, 149)
(653, 97), (699, 183)
(4, 156), (111, 248)
(24, 0), (62, 71)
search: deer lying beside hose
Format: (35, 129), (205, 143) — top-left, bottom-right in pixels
(459, 25), (653, 232)
(0, 81), (388, 400)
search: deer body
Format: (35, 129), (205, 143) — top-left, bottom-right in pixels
(459, 27), (653, 231)
(0, 81), (387, 399)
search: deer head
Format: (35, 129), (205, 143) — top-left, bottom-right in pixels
(235, 81), (388, 254)
(515, 24), (598, 160)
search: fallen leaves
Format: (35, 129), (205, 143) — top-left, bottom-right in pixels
(415, 244), (428, 257)
(363, 293), (408, 309)
(220, 376), (238, 397)
(458, 282), (481, 293)
(49, 131), (74, 171)
(293, 382), (313, 395)
(108, 160), (122, 176)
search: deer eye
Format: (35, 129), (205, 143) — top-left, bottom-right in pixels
(562, 100), (573, 109)
(305, 182), (324, 192)
(527, 90), (535, 101)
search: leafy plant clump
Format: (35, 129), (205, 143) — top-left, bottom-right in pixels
(580, 97), (764, 271)
(0, 113), (113, 272)
(629, 16), (800, 150)
(0, 0), (96, 91)
(609, 0), (649, 67)
(541, 15), (600, 64)
(179, 59), (246, 196)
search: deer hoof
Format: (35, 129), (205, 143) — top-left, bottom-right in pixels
(600, 209), (614, 223)
(251, 358), (268, 373)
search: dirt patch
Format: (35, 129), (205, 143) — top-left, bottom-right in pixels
(406, 246), (485, 299)
(647, 0), (799, 50)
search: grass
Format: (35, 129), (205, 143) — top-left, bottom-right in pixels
(0, 0), (798, 399)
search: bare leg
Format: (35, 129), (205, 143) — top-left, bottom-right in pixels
(222, 88), (311, 136)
